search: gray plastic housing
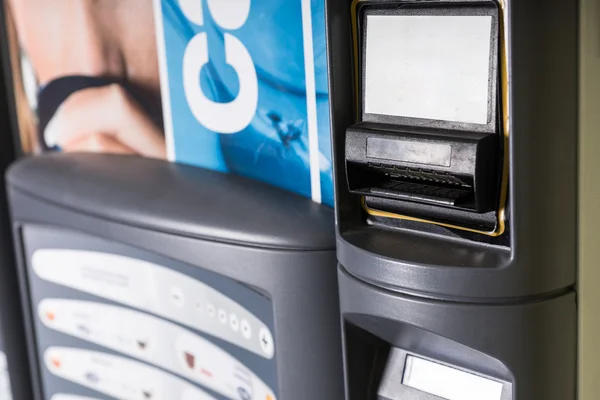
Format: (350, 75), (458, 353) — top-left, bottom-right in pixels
(6, 153), (344, 400)
(325, 0), (579, 300)
(339, 266), (576, 400)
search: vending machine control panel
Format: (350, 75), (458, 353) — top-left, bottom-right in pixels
(7, 154), (343, 400)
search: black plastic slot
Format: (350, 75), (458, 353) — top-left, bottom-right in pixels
(364, 163), (475, 208)
(346, 123), (499, 214)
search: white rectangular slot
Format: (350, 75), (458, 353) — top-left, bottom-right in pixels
(402, 356), (503, 400)
(364, 15), (493, 125)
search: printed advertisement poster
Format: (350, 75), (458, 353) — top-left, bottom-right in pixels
(3, 0), (332, 206)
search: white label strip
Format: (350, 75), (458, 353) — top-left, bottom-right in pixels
(31, 249), (274, 359)
(45, 347), (216, 400)
(0, 352), (12, 400)
(301, 0), (322, 204)
(39, 299), (276, 400)
(51, 395), (102, 400)
(365, 15), (492, 125)
(152, 0), (176, 161)
(403, 356), (503, 400)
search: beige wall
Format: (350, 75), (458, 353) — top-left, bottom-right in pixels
(579, 0), (600, 398)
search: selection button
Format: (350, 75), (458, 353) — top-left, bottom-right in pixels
(258, 328), (274, 358)
(229, 314), (239, 332)
(205, 304), (215, 318)
(218, 309), (228, 325)
(241, 319), (252, 340)
(170, 287), (185, 308)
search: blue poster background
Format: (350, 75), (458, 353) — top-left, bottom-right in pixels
(158, 0), (333, 206)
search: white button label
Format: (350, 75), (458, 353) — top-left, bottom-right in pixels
(45, 347), (216, 400)
(31, 249), (275, 359)
(39, 299), (276, 400)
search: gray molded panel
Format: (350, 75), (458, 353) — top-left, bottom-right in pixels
(7, 155), (344, 400)
(338, 266), (576, 400)
(7, 153), (335, 251)
(325, 0), (578, 300)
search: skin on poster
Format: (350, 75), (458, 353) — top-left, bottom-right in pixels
(6, 0), (166, 157)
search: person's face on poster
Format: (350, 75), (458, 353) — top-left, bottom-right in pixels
(6, 0), (166, 158)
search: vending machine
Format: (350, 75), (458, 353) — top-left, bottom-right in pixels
(326, 0), (580, 399)
(2, 0), (344, 399)
(7, 154), (343, 400)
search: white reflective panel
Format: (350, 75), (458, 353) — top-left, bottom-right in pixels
(51, 395), (102, 400)
(402, 356), (503, 400)
(0, 352), (12, 400)
(365, 15), (493, 125)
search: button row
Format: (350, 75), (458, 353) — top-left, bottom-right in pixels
(170, 286), (254, 341)
(32, 249), (275, 359)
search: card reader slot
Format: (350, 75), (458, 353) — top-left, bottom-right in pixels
(346, 123), (498, 216)
(359, 163), (475, 208)
(370, 164), (470, 187)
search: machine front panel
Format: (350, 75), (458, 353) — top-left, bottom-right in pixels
(21, 224), (279, 400)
